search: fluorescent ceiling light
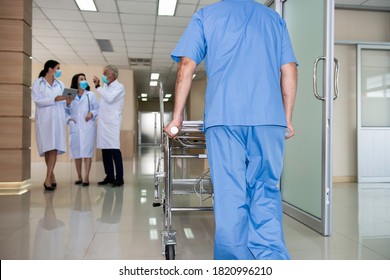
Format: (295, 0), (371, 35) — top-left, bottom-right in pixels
(163, 98), (169, 102)
(150, 73), (160, 80)
(158, 0), (177, 16)
(150, 81), (158, 87)
(142, 98), (147, 101)
(165, 94), (172, 98)
(141, 93), (148, 98)
(75, 0), (97, 11)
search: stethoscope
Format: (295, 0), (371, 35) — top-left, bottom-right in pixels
(38, 77), (63, 95)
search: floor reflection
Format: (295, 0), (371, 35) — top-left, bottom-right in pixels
(66, 186), (95, 259)
(33, 191), (65, 259)
(0, 148), (389, 259)
(357, 183), (390, 258)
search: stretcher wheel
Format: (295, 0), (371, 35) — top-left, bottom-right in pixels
(165, 245), (175, 260)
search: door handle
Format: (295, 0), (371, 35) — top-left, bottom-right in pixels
(334, 57), (340, 100)
(313, 56), (340, 101)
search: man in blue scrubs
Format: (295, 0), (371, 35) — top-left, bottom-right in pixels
(165, 0), (298, 260)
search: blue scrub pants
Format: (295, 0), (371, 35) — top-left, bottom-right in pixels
(206, 125), (290, 260)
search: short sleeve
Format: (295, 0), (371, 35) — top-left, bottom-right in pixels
(280, 18), (298, 66)
(171, 11), (206, 65)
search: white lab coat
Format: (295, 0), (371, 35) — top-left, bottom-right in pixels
(32, 77), (68, 157)
(96, 80), (125, 149)
(67, 90), (99, 159)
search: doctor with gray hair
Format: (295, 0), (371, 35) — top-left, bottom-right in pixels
(93, 65), (125, 187)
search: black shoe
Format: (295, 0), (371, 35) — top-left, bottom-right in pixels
(44, 183), (55, 191)
(74, 180), (82, 185)
(82, 182), (89, 187)
(111, 180), (124, 187)
(52, 183), (57, 188)
(98, 178), (114, 185)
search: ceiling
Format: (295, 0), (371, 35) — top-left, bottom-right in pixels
(31, 0), (390, 101)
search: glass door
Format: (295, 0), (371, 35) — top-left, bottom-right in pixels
(280, 0), (336, 235)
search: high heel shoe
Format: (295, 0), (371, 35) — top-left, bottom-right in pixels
(51, 174), (57, 188)
(44, 183), (55, 191)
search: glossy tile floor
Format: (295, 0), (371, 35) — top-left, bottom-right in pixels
(1, 146), (390, 260)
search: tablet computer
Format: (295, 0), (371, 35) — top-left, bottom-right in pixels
(62, 88), (78, 100)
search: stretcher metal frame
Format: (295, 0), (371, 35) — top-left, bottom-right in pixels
(153, 82), (213, 260)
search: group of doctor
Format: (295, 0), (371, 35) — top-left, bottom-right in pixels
(32, 60), (126, 191)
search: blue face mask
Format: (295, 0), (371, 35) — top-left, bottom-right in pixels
(54, 69), (62, 78)
(102, 75), (109, 84)
(80, 80), (88, 90)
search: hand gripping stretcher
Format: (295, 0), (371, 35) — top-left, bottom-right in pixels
(153, 83), (213, 260)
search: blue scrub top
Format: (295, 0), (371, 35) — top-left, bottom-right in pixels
(171, 0), (298, 129)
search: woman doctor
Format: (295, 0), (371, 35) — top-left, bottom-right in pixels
(32, 60), (71, 191)
(67, 74), (99, 186)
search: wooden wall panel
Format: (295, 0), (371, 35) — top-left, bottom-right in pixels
(0, 0), (32, 26)
(24, 0), (33, 26)
(0, 20), (32, 55)
(0, 149), (30, 182)
(0, 53), (31, 86)
(0, 85), (31, 117)
(0, 0), (32, 183)
(23, 54), (32, 87)
(24, 21), (32, 56)
(0, 117), (30, 149)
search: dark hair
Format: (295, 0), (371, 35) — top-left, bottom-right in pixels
(70, 73), (90, 91)
(38, 60), (60, 78)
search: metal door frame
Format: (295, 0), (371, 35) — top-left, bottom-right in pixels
(275, 0), (335, 236)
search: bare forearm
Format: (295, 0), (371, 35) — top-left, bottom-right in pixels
(173, 57), (196, 122)
(281, 62), (297, 126)
(163, 57), (196, 138)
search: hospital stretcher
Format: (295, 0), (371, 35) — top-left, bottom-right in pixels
(153, 83), (213, 260)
